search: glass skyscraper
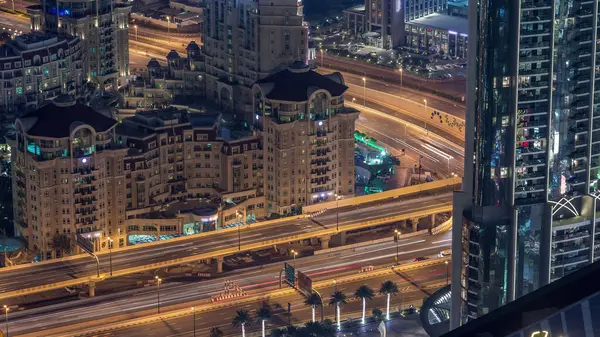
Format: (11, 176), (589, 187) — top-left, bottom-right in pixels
(451, 0), (600, 328)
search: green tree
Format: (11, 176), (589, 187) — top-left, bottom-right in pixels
(51, 233), (72, 255)
(379, 280), (399, 320)
(232, 309), (251, 337)
(255, 305), (272, 337)
(354, 285), (375, 324)
(328, 290), (347, 330)
(304, 292), (322, 322)
(372, 308), (384, 322)
(209, 327), (224, 337)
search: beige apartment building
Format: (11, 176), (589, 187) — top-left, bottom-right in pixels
(10, 95), (128, 260)
(124, 42), (205, 109)
(28, 0), (132, 89)
(252, 62), (359, 215)
(0, 33), (85, 115)
(117, 107), (266, 237)
(202, 0), (308, 120)
(11, 96), (267, 258)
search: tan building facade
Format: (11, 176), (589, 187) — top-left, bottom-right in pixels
(11, 98), (267, 259)
(252, 62), (359, 215)
(202, 0), (308, 120)
(10, 95), (128, 260)
(28, 0), (132, 89)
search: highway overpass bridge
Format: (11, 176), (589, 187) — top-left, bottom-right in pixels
(0, 178), (459, 301)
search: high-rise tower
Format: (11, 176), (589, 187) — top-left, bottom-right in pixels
(28, 0), (131, 89)
(451, 0), (600, 327)
(202, 0), (308, 121)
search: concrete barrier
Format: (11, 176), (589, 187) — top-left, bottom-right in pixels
(432, 219), (452, 235)
(302, 177), (460, 214)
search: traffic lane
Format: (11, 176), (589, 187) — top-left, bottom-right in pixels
(0, 195), (451, 290)
(335, 69), (465, 117)
(321, 53), (466, 99)
(9, 236), (451, 334)
(356, 110), (464, 177)
(356, 122), (463, 178)
(90, 271), (448, 337)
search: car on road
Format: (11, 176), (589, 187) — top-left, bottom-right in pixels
(439, 249), (451, 257)
(413, 257), (429, 262)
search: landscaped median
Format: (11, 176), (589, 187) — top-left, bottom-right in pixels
(22, 257), (450, 337)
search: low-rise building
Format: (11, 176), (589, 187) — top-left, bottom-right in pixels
(124, 42), (205, 109)
(252, 62), (359, 215)
(0, 33), (85, 115)
(404, 13), (468, 58)
(342, 5), (367, 37)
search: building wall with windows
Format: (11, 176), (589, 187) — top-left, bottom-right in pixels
(28, 0), (132, 89)
(451, 0), (600, 328)
(202, 0), (308, 121)
(403, 13), (467, 58)
(0, 33), (85, 115)
(252, 62), (358, 215)
(10, 95), (128, 260)
(117, 107), (266, 231)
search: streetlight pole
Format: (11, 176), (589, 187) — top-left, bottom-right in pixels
(447, 157), (450, 178)
(362, 77), (366, 107)
(166, 17), (170, 34)
(107, 237), (113, 276)
(399, 68), (403, 93)
(423, 99), (428, 135)
(445, 261), (449, 285)
(333, 279), (337, 292)
(394, 229), (400, 265)
(134, 25), (138, 42)
(291, 249), (298, 269)
(320, 49), (324, 68)
(3, 305), (8, 337)
(419, 155), (423, 182)
(335, 193), (340, 232)
(155, 276), (162, 314)
(191, 306), (196, 337)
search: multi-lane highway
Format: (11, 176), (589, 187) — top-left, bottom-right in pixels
(12, 236), (450, 336)
(0, 192), (453, 299)
(356, 106), (464, 178)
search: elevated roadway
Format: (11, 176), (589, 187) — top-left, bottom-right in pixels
(0, 181), (456, 301)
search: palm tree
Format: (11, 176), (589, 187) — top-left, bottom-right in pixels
(304, 292), (322, 322)
(232, 309), (251, 337)
(379, 280), (399, 320)
(328, 290), (347, 331)
(354, 285), (374, 325)
(372, 308), (384, 322)
(256, 305), (272, 337)
(209, 327), (224, 337)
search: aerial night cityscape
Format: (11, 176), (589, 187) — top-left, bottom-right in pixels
(0, 0), (598, 335)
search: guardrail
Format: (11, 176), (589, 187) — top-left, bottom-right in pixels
(302, 177), (460, 213)
(2, 180), (457, 274)
(432, 218), (452, 235)
(0, 204), (452, 301)
(33, 257), (450, 337)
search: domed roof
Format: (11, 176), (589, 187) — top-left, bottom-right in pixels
(167, 50), (181, 60)
(53, 94), (76, 107)
(288, 60), (310, 73)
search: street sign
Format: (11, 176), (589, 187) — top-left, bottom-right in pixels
(284, 262), (295, 286)
(76, 234), (94, 256)
(297, 270), (312, 295)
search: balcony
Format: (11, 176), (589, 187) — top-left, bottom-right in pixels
(519, 68), (550, 76)
(518, 93), (548, 104)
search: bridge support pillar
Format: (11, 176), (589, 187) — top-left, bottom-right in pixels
(339, 231), (347, 245)
(213, 256), (224, 273)
(88, 282), (96, 297)
(430, 214), (436, 227)
(411, 218), (420, 232)
(321, 236), (331, 249)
